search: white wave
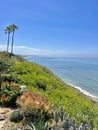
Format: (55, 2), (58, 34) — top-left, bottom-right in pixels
(66, 82), (98, 99)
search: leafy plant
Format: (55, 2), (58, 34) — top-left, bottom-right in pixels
(2, 74), (21, 84)
(26, 123), (35, 130)
(0, 59), (11, 98)
(1, 82), (20, 107)
(26, 119), (48, 130)
(10, 110), (23, 122)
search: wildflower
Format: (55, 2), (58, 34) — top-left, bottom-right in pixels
(1, 95), (7, 100)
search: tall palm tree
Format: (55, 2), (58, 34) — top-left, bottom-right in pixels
(10, 24), (18, 55)
(5, 26), (12, 52)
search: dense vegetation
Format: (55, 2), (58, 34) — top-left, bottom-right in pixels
(0, 51), (98, 129)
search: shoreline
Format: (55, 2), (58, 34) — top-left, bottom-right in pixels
(26, 57), (98, 103)
(64, 81), (98, 102)
(48, 67), (98, 103)
(49, 68), (98, 102)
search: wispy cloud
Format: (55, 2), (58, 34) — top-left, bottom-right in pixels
(15, 46), (39, 51)
(0, 45), (6, 50)
(0, 44), (65, 56)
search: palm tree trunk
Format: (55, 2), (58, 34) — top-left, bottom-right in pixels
(11, 30), (14, 55)
(7, 33), (10, 52)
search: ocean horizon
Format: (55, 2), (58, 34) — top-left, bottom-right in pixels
(25, 56), (98, 99)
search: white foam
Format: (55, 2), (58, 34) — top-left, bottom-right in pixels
(64, 81), (98, 99)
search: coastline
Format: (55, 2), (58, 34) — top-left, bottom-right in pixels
(47, 67), (98, 102)
(64, 81), (98, 102)
(26, 56), (98, 103)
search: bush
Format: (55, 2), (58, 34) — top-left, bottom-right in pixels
(1, 81), (20, 107)
(2, 74), (21, 84)
(10, 110), (23, 122)
(27, 119), (48, 130)
(36, 80), (46, 90)
(16, 91), (52, 122)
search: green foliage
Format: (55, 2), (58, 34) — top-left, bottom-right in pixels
(26, 118), (49, 130)
(11, 59), (98, 128)
(26, 123), (35, 130)
(10, 110), (23, 122)
(0, 59), (10, 72)
(2, 74), (21, 84)
(0, 51), (25, 64)
(0, 51), (10, 60)
(1, 82), (20, 107)
(36, 80), (46, 90)
(49, 107), (96, 130)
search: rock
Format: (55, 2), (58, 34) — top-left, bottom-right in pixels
(0, 108), (9, 114)
(0, 114), (5, 120)
(0, 107), (15, 129)
(0, 120), (5, 129)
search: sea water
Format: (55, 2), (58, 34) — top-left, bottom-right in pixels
(26, 56), (98, 98)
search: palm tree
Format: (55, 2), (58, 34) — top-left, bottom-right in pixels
(10, 24), (18, 55)
(5, 26), (12, 52)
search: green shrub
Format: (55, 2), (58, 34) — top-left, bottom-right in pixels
(1, 82), (20, 107)
(10, 110), (23, 122)
(2, 74), (21, 84)
(27, 118), (48, 130)
(36, 80), (46, 90)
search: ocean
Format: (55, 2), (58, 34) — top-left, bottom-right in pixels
(25, 56), (98, 99)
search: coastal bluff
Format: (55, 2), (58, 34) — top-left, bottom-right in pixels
(0, 51), (98, 129)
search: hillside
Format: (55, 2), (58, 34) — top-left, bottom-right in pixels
(0, 51), (98, 129)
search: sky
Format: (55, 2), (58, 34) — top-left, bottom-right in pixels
(0, 0), (98, 56)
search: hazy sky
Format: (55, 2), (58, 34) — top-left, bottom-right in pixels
(0, 0), (98, 56)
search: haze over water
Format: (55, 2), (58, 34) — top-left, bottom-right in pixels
(26, 56), (98, 98)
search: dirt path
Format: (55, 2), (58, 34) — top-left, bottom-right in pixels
(0, 107), (12, 129)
